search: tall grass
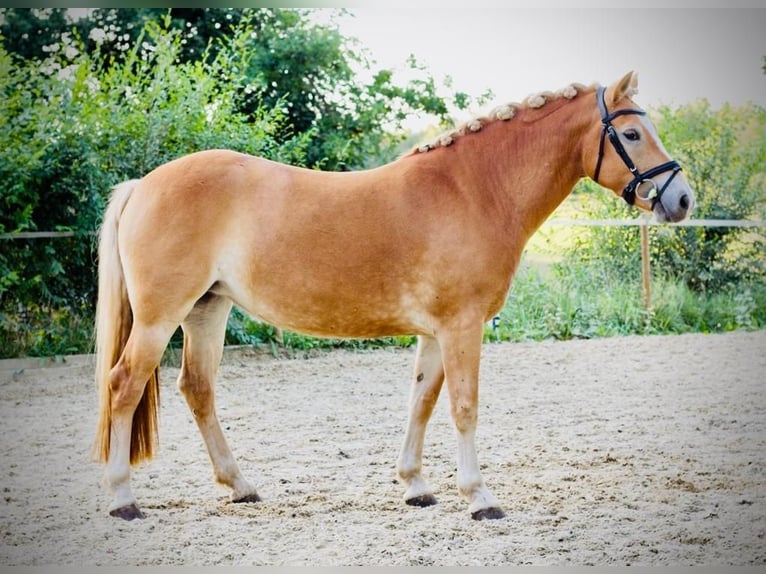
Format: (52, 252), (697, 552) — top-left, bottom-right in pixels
(493, 257), (766, 343)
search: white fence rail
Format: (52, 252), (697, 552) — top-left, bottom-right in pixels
(0, 230), (81, 239)
(545, 218), (766, 228)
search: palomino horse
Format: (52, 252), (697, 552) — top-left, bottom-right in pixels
(93, 71), (694, 521)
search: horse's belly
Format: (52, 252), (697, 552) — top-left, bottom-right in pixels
(217, 257), (433, 338)
(238, 290), (428, 339)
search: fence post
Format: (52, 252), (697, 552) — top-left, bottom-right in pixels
(640, 216), (651, 310)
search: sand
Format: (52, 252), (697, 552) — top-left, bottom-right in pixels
(1, 330), (764, 565)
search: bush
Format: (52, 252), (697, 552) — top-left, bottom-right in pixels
(0, 15), (308, 351)
(495, 258), (766, 343)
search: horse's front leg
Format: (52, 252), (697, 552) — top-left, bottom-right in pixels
(397, 335), (444, 507)
(439, 321), (505, 520)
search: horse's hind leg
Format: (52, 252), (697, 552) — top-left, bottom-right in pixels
(397, 335), (444, 507)
(178, 294), (260, 503)
(106, 322), (175, 519)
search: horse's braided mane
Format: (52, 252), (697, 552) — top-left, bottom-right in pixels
(406, 82), (597, 156)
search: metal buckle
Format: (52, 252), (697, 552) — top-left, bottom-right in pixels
(635, 179), (660, 202)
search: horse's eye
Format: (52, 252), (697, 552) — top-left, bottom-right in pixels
(624, 128), (640, 142)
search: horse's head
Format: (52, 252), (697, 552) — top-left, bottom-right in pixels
(583, 71), (695, 223)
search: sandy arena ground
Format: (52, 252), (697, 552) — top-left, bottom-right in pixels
(0, 331), (764, 566)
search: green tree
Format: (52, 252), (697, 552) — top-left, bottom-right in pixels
(1, 8), (241, 64)
(0, 7), (72, 60)
(1, 7), (478, 170)
(0, 15), (307, 320)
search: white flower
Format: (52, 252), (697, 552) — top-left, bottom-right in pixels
(205, 101), (220, 123)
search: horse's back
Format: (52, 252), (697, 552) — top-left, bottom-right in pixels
(115, 150), (428, 335)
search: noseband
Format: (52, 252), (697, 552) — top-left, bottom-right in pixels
(593, 86), (681, 206)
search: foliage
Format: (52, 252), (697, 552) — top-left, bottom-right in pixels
(495, 259), (766, 343)
(652, 101), (766, 289)
(0, 7), (479, 171)
(0, 7), (73, 61)
(0, 302), (93, 359)
(0, 14), (308, 310)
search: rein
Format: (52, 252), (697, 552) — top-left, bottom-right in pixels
(592, 86), (681, 206)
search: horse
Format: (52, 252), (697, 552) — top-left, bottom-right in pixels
(92, 71), (694, 521)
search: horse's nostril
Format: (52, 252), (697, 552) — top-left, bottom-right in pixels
(679, 194), (690, 210)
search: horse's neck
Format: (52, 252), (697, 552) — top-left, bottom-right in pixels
(452, 96), (592, 241)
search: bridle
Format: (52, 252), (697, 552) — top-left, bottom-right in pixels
(593, 86), (681, 207)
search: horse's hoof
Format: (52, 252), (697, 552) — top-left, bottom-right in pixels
(232, 493), (262, 504)
(471, 507), (506, 521)
(109, 503), (145, 521)
(405, 494), (438, 507)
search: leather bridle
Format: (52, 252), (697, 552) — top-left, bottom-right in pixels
(593, 86), (682, 207)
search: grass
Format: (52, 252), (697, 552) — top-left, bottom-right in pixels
(494, 259), (766, 343)
(0, 304), (94, 359)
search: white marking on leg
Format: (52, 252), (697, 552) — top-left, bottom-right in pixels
(103, 324), (171, 515)
(104, 416), (137, 511)
(455, 426), (501, 514)
(194, 411), (259, 501)
(397, 336), (443, 503)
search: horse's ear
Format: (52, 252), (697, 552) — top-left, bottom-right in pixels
(610, 71), (639, 104)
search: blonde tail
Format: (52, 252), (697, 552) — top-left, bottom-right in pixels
(92, 180), (160, 465)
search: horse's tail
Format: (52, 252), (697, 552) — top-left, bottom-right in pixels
(92, 179), (160, 465)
